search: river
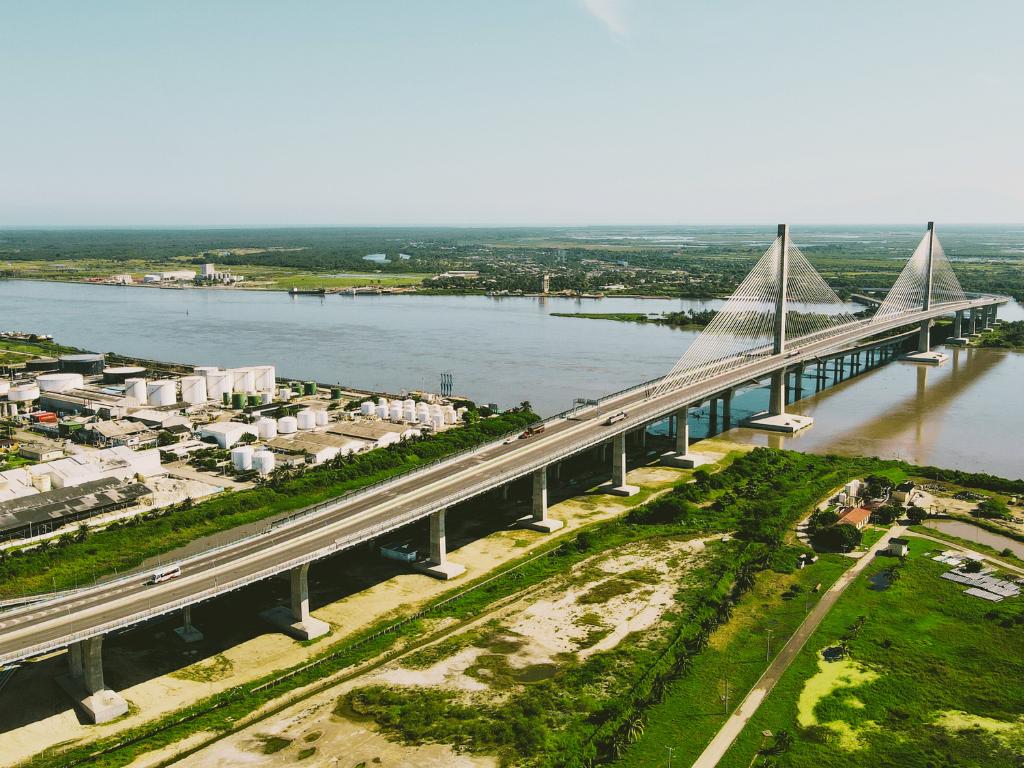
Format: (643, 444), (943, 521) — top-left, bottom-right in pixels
(1, 280), (1022, 477)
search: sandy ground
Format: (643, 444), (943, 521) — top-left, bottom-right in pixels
(176, 532), (714, 768)
(0, 442), (744, 766)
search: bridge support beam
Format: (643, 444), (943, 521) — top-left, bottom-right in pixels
(968, 308), (979, 336)
(903, 319), (948, 365)
(525, 467), (563, 532)
(742, 367), (814, 434)
(417, 508), (466, 579)
(261, 562), (330, 640)
(661, 406), (705, 468)
(174, 605), (204, 643)
(722, 389), (733, 430)
(948, 310), (969, 346)
(608, 433), (638, 496)
(58, 635), (128, 724)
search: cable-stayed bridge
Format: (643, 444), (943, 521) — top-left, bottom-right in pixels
(0, 223), (1008, 722)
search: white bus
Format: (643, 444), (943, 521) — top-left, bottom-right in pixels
(148, 565), (182, 585)
(604, 411), (627, 426)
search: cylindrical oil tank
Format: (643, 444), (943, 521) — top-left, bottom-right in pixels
(296, 409), (316, 430)
(261, 391), (272, 404)
(360, 401), (375, 416)
(253, 450), (275, 476)
(253, 366), (276, 392)
(417, 410), (432, 424)
(8, 384), (40, 402)
(278, 387), (292, 401)
(222, 392), (230, 405)
(330, 387), (343, 400)
(257, 417), (278, 439)
(247, 394), (261, 407)
(59, 353), (105, 375)
(25, 357), (59, 372)
(230, 445), (254, 471)
(205, 370), (233, 402)
(403, 406), (415, 422)
(0, 380), (9, 398)
(193, 366), (219, 378)
(277, 415), (298, 434)
(431, 414), (444, 430)
(124, 378), (147, 404)
(147, 380), (178, 406)
(180, 375), (208, 405)
(403, 398), (415, 410)
(315, 410), (329, 427)
(377, 397), (388, 407)
(231, 392), (247, 410)
(444, 407), (457, 424)
(303, 381), (317, 396)
(102, 366), (146, 384)
(375, 403), (389, 419)
(36, 373), (84, 393)
(230, 368), (255, 394)
(388, 401), (403, 420)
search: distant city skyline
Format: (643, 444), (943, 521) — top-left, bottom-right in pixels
(2, 1), (1022, 226)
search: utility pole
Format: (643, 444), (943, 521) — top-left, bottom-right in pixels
(666, 746), (675, 768)
(766, 628), (774, 662)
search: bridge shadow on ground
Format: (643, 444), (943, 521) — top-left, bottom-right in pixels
(0, 448), (654, 733)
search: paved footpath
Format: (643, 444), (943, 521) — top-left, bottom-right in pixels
(690, 525), (905, 768)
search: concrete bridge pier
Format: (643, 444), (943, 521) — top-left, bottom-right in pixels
(417, 508), (466, 579)
(525, 467), (563, 532)
(261, 563), (330, 640)
(608, 433), (639, 496)
(58, 636), (128, 724)
(660, 406), (704, 468)
(174, 605), (204, 643)
(968, 308), (979, 336)
(904, 318), (948, 364)
(949, 310), (969, 346)
(721, 389), (733, 430)
(742, 366), (814, 434)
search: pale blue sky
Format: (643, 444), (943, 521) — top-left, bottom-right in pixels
(2, 1), (1022, 225)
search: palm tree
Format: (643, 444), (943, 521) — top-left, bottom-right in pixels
(74, 523), (89, 543)
(625, 714), (645, 743)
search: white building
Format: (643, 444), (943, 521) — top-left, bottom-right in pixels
(0, 446), (162, 503)
(198, 421), (258, 449)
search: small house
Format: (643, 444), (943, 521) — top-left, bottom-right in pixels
(893, 481), (916, 504)
(888, 537), (910, 557)
(837, 507), (872, 530)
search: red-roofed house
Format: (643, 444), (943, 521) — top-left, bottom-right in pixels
(837, 507), (872, 530)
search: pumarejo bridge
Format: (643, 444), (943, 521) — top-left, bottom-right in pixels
(0, 222), (1008, 722)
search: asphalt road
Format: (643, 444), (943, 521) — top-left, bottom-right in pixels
(0, 297), (1004, 665)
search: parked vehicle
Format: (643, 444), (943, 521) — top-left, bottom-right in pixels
(148, 565), (182, 585)
(518, 424), (547, 439)
(604, 411), (627, 426)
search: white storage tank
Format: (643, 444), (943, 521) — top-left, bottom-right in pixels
(229, 367), (255, 393)
(231, 445), (254, 471)
(8, 384), (40, 402)
(147, 379), (178, 406)
(0, 380), (9, 398)
(403, 398), (416, 410)
(375, 403), (389, 419)
(360, 401), (375, 416)
(253, 450), (275, 476)
(253, 365), (276, 392)
(257, 417), (278, 439)
(206, 370), (233, 402)
(123, 378), (147, 404)
(444, 406), (457, 424)
(314, 410), (329, 427)
(389, 401), (403, 421)
(278, 416), (298, 434)
(180, 375), (208, 405)
(279, 386), (292, 401)
(403, 405), (416, 422)
(36, 373), (84, 393)
(193, 366), (219, 378)
(417, 410), (432, 424)
(431, 414), (444, 430)
(296, 409), (316, 430)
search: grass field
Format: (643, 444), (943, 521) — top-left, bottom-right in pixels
(614, 553), (851, 767)
(716, 536), (1024, 768)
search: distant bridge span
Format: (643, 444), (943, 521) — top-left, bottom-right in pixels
(0, 223), (1009, 723)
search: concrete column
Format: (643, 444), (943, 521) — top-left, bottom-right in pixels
(722, 389), (733, 430)
(420, 508), (465, 579)
(609, 433), (638, 496)
(768, 369), (786, 415)
(794, 365), (804, 398)
(708, 398), (719, 434)
(261, 563), (329, 640)
(60, 636), (128, 723)
(527, 467), (563, 532)
(969, 308), (978, 335)
(175, 604), (204, 643)
(661, 406), (703, 468)
(953, 310), (963, 338)
(918, 318), (931, 353)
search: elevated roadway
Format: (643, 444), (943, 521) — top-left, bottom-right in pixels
(0, 295), (1007, 668)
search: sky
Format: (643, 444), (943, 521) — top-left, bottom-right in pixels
(1, 1), (1022, 226)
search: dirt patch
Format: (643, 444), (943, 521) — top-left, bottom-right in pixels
(797, 651), (880, 750)
(933, 710), (1024, 751)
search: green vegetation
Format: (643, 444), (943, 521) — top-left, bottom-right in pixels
(256, 735), (292, 754)
(977, 320), (1024, 350)
(340, 449), (904, 767)
(550, 309), (716, 329)
(0, 408), (537, 598)
(717, 537), (1024, 768)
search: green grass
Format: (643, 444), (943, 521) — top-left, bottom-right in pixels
(256, 735), (292, 754)
(614, 554), (850, 768)
(716, 537), (1024, 768)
